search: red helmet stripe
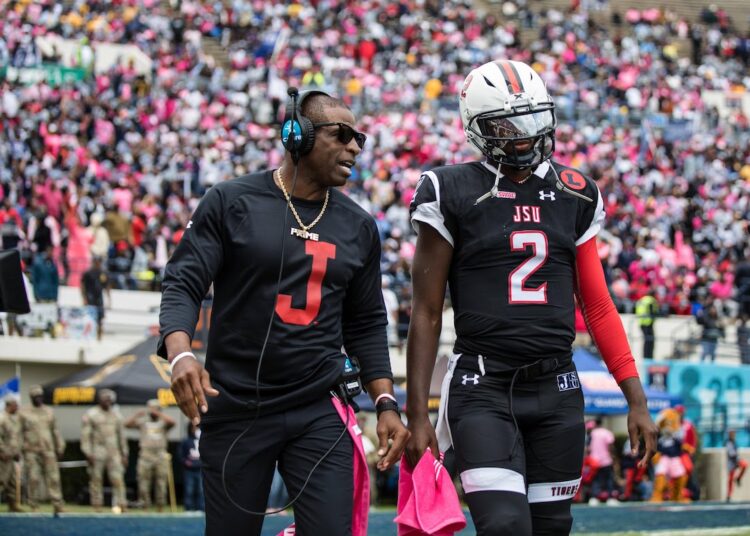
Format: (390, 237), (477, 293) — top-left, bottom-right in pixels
(496, 60), (523, 94)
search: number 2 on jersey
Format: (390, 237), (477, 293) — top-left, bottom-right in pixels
(508, 231), (548, 304)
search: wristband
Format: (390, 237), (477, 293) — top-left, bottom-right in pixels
(376, 399), (401, 419)
(169, 352), (196, 374)
(375, 393), (397, 405)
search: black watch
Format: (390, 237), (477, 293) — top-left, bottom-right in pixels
(376, 399), (401, 419)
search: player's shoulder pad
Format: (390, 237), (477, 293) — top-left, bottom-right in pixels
(420, 161), (486, 199)
(425, 161), (485, 182)
(549, 161), (598, 202)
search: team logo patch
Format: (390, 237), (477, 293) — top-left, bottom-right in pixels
(559, 169), (586, 190)
(186, 220), (193, 229)
(538, 190), (556, 201)
(496, 190), (516, 199)
(281, 120), (302, 145)
(462, 374), (480, 386)
(557, 371), (580, 391)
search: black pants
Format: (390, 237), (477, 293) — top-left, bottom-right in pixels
(200, 397), (353, 536)
(447, 357), (585, 536)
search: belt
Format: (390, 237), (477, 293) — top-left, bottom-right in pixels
(459, 354), (571, 381)
(515, 356), (569, 380)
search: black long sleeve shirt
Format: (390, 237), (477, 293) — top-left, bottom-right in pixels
(158, 170), (392, 422)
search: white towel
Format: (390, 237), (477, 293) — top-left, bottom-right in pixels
(435, 353), (461, 453)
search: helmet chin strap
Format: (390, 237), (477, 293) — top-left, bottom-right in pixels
(474, 161), (505, 205)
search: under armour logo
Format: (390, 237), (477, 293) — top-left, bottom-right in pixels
(186, 220), (193, 229)
(462, 374), (480, 385)
(539, 190), (556, 201)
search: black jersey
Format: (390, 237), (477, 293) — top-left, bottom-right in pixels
(410, 160), (604, 368)
(158, 170), (392, 421)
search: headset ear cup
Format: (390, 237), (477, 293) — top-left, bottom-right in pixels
(297, 115), (315, 156)
(281, 100), (295, 152)
(282, 89), (331, 160)
(281, 120), (295, 155)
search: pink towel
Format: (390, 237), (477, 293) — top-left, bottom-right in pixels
(277, 397), (369, 536)
(395, 452), (466, 536)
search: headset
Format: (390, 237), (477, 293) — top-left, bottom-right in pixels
(281, 87), (331, 164)
(220, 86), (357, 518)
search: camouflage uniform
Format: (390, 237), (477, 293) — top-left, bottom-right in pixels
(81, 394), (128, 508)
(21, 386), (66, 510)
(135, 416), (169, 508)
(0, 398), (22, 510)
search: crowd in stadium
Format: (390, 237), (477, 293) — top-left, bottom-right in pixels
(0, 0), (749, 348)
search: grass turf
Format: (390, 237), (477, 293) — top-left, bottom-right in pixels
(1, 502), (749, 535)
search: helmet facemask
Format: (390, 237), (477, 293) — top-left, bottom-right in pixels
(467, 101), (556, 169)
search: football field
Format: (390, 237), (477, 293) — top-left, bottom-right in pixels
(1, 502), (749, 535)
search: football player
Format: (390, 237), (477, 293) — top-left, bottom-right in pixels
(404, 60), (658, 535)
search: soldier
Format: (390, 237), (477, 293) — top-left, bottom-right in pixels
(21, 385), (66, 514)
(81, 389), (128, 513)
(0, 395), (23, 512)
(124, 399), (175, 511)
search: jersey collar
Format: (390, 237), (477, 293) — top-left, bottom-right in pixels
(482, 160), (551, 181)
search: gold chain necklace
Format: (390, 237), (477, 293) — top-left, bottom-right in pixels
(275, 168), (329, 241)
(510, 171), (533, 184)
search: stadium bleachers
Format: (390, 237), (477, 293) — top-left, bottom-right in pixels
(0, 0), (748, 367)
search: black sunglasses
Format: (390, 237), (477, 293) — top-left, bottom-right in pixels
(312, 122), (367, 149)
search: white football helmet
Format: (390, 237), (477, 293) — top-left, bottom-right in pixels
(459, 60), (556, 169)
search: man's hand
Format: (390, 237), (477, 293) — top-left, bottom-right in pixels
(375, 410), (410, 471)
(619, 377), (658, 468)
(405, 415), (439, 468)
(170, 356), (219, 425)
(628, 404), (658, 468)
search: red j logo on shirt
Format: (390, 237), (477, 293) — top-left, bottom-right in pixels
(275, 241), (336, 326)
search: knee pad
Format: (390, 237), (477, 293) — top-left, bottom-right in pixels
(466, 490), (532, 536)
(530, 500), (573, 536)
